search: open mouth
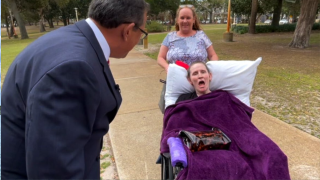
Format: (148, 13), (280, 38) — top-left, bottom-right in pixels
(198, 80), (205, 87)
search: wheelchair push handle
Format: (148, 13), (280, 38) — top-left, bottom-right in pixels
(160, 79), (166, 84)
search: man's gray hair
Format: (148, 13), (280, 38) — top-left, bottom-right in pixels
(88, 0), (149, 29)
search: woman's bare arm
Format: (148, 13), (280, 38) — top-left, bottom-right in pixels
(157, 45), (169, 72)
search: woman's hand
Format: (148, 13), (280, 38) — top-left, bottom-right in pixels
(207, 45), (219, 61)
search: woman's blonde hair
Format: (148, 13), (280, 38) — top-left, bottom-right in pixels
(175, 6), (201, 31)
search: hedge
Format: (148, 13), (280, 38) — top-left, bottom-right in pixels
(232, 23), (320, 34)
(146, 21), (165, 33)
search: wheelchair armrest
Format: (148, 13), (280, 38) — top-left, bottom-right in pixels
(162, 153), (171, 159)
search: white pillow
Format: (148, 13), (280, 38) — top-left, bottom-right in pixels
(165, 57), (262, 108)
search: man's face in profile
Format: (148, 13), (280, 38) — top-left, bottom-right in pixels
(121, 12), (147, 58)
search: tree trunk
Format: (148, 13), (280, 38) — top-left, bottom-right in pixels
(61, 10), (68, 26)
(289, 0), (319, 48)
(49, 19), (54, 28)
(63, 17), (67, 26)
(39, 9), (46, 32)
(249, 0), (258, 34)
(271, 0), (282, 27)
(4, 11), (11, 38)
(171, 10), (176, 26)
(10, 24), (14, 37)
(256, 14), (262, 22)
(39, 17), (46, 32)
(7, 0), (29, 39)
(46, 18), (54, 28)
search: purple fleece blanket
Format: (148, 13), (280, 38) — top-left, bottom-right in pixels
(160, 90), (290, 180)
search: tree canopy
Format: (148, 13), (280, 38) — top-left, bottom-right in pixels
(2, 0), (319, 47)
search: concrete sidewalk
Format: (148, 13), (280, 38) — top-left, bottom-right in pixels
(108, 49), (320, 179)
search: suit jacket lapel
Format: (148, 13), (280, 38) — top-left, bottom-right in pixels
(75, 20), (122, 111)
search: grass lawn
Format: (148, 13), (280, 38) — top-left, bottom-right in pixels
(1, 26), (62, 83)
(1, 24), (320, 138)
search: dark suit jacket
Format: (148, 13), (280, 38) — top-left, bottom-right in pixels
(1, 20), (122, 179)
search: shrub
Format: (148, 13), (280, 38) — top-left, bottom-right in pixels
(146, 21), (165, 33)
(233, 23), (320, 34)
(312, 23), (320, 30)
(276, 24), (296, 32)
(255, 25), (276, 33)
(239, 30), (246, 34)
(232, 26), (248, 34)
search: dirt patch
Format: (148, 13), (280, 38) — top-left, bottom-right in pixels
(135, 43), (161, 53)
(100, 134), (119, 180)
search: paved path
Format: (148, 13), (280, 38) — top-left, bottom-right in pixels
(108, 48), (320, 179)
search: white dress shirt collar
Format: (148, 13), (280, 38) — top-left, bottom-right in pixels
(85, 18), (110, 63)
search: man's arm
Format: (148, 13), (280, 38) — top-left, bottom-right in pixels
(25, 60), (100, 178)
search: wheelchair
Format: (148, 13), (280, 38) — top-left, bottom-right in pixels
(159, 153), (184, 180)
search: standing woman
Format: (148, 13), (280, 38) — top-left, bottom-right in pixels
(157, 5), (219, 72)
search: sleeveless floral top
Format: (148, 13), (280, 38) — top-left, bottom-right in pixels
(162, 30), (212, 65)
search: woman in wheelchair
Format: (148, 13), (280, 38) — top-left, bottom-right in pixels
(159, 61), (290, 180)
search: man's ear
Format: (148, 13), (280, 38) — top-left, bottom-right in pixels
(122, 23), (135, 41)
(209, 73), (212, 82)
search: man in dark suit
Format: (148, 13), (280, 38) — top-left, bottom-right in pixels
(1, 0), (149, 179)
